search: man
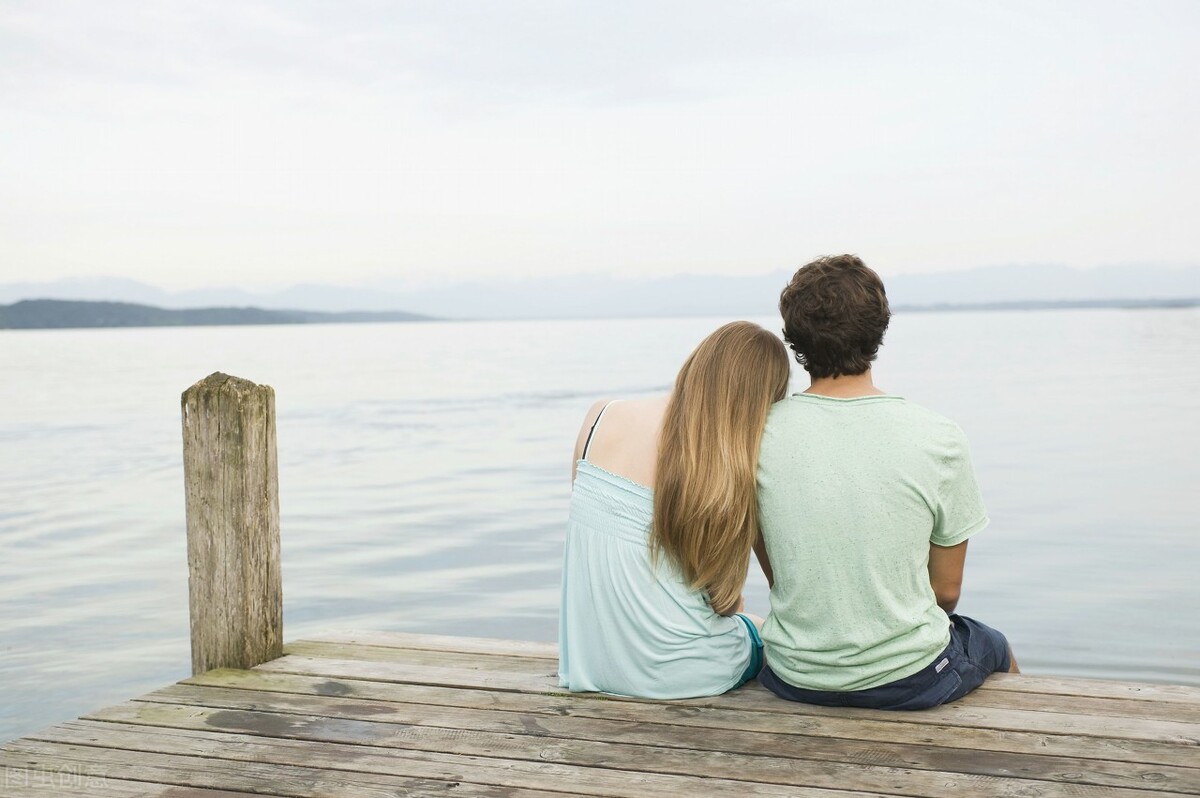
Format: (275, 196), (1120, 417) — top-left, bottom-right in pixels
(754, 254), (1017, 710)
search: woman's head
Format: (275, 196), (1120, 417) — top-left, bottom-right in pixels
(652, 321), (790, 615)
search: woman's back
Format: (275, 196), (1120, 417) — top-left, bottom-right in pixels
(557, 398), (754, 698)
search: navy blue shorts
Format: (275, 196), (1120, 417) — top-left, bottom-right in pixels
(758, 614), (1011, 711)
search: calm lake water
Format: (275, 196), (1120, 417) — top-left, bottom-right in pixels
(1, 309), (1198, 741)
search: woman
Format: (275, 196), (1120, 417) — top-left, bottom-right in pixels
(558, 321), (790, 698)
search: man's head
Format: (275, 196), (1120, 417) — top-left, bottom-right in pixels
(779, 254), (891, 379)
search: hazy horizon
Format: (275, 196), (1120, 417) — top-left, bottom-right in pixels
(4, 262), (1198, 320)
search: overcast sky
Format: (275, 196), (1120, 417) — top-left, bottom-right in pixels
(2, 1), (1197, 290)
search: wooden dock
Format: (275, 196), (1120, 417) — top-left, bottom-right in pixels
(3, 630), (1199, 798)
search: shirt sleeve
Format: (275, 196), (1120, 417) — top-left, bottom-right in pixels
(930, 425), (989, 547)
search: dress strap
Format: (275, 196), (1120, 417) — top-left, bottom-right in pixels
(581, 400), (619, 461)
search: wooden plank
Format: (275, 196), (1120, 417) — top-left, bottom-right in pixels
(310, 630), (559, 659)
(980, 674), (1200, 706)
(954, 685), (1200, 723)
(137, 683), (1200, 793)
(185, 668), (1200, 772)
(28, 721), (893, 798)
(0, 741), (569, 798)
(255, 655), (1200, 749)
(298, 633), (1200, 705)
(259, 653), (549, 690)
(0, 765), (272, 797)
(82, 700), (1199, 798)
(283, 640), (550, 674)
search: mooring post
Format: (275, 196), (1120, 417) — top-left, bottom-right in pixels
(181, 372), (282, 675)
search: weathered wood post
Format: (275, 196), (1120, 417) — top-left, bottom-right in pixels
(181, 372), (282, 675)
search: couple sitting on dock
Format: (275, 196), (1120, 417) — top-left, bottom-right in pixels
(559, 254), (1019, 711)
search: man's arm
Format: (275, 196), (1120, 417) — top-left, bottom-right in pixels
(928, 540), (968, 613)
(753, 531), (775, 589)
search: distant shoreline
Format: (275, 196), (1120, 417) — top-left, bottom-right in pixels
(893, 297), (1199, 313)
(0, 296), (1195, 330)
(0, 299), (435, 330)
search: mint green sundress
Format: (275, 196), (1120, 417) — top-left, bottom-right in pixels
(557, 403), (761, 698)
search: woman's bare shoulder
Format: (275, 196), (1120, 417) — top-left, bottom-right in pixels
(573, 398), (616, 464)
(609, 394), (670, 415)
(573, 395), (667, 454)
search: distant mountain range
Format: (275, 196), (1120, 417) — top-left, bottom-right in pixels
(0, 300), (431, 330)
(1, 263), (1197, 322)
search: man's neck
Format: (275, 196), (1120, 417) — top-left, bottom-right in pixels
(804, 370), (885, 399)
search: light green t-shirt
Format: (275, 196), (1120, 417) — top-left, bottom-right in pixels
(757, 393), (989, 692)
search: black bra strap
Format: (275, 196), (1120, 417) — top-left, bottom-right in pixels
(581, 400), (617, 461)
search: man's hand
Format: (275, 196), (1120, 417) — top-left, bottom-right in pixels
(928, 540), (968, 614)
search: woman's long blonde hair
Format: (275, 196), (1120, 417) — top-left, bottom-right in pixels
(651, 321), (790, 616)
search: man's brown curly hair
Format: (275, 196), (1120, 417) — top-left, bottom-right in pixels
(779, 254), (891, 379)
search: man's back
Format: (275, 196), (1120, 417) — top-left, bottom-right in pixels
(757, 392), (988, 692)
